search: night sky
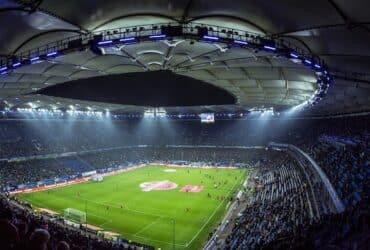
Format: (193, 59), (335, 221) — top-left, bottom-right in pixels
(37, 70), (236, 107)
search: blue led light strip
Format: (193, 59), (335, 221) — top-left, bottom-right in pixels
(203, 35), (219, 41)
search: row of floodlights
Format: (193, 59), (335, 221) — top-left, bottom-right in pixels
(141, 108), (279, 119)
(96, 34), (166, 46)
(16, 108), (108, 117)
(0, 34), (169, 75)
(0, 29), (331, 110)
(0, 51), (58, 75)
(0, 31), (331, 83)
(143, 108), (167, 118)
(202, 34), (332, 108)
(202, 35), (331, 110)
(97, 33), (330, 76)
(123, 111), (280, 119)
(0, 108), (286, 119)
(201, 35), (330, 78)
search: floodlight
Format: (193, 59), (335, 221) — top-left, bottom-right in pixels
(149, 34), (166, 39)
(263, 45), (276, 51)
(119, 37), (136, 43)
(30, 56), (40, 62)
(289, 52), (299, 58)
(203, 35), (219, 41)
(98, 40), (113, 45)
(233, 40), (248, 45)
(46, 51), (58, 57)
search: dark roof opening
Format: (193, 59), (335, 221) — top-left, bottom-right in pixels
(36, 70), (236, 107)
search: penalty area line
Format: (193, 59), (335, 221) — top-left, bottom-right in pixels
(86, 212), (112, 227)
(185, 174), (244, 248)
(132, 234), (187, 248)
(74, 196), (165, 218)
(133, 216), (164, 236)
(21, 196), (112, 228)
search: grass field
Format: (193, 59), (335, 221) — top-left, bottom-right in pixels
(16, 165), (247, 250)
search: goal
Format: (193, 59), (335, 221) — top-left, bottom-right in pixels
(91, 174), (103, 182)
(64, 208), (86, 224)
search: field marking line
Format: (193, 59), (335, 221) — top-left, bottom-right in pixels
(19, 165), (246, 248)
(86, 212), (112, 226)
(75, 169), (245, 248)
(103, 200), (170, 218)
(133, 216), (164, 236)
(86, 212), (109, 221)
(185, 173), (244, 247)
(19, 196), (112, 227)
(63, 196), (190, 245)
(21, 197), (180, 246)
(21, 192), (71, 207)
(99, 219), (113, 227)
(131, 234), (187, 248)
(19, 197), (49, 209)
(74, 196), (165, 218)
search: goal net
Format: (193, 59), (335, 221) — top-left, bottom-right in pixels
(64, 208), (86, 224)
(91, 174), (103, 182)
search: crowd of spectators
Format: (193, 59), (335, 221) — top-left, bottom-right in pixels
(0, 121), (143, 159)
(0, 194), (153, 250)
(225, 154), (313, 249)
(1, 115), (369, 157)
(0, 159), (77, 188)
(224, 153), (369, 250)
(1, 147), (274, 188)
(0, 115), (369, 249)
(305, 135), (369, 207)
(265, 196), (369, 250)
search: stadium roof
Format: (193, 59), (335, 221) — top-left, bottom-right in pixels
(0, 0), (369, 116)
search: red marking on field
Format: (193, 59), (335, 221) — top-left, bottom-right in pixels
(180, 185), (204, 193)
(140, 180), (178, 192)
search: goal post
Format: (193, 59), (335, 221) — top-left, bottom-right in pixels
(64, 208), (86, 224)
(91, 174), (103, 182)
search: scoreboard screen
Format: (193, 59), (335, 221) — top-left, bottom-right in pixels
(200, 113), (214, 123)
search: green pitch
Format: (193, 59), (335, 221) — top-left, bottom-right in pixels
(16, 165), (247, 250)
